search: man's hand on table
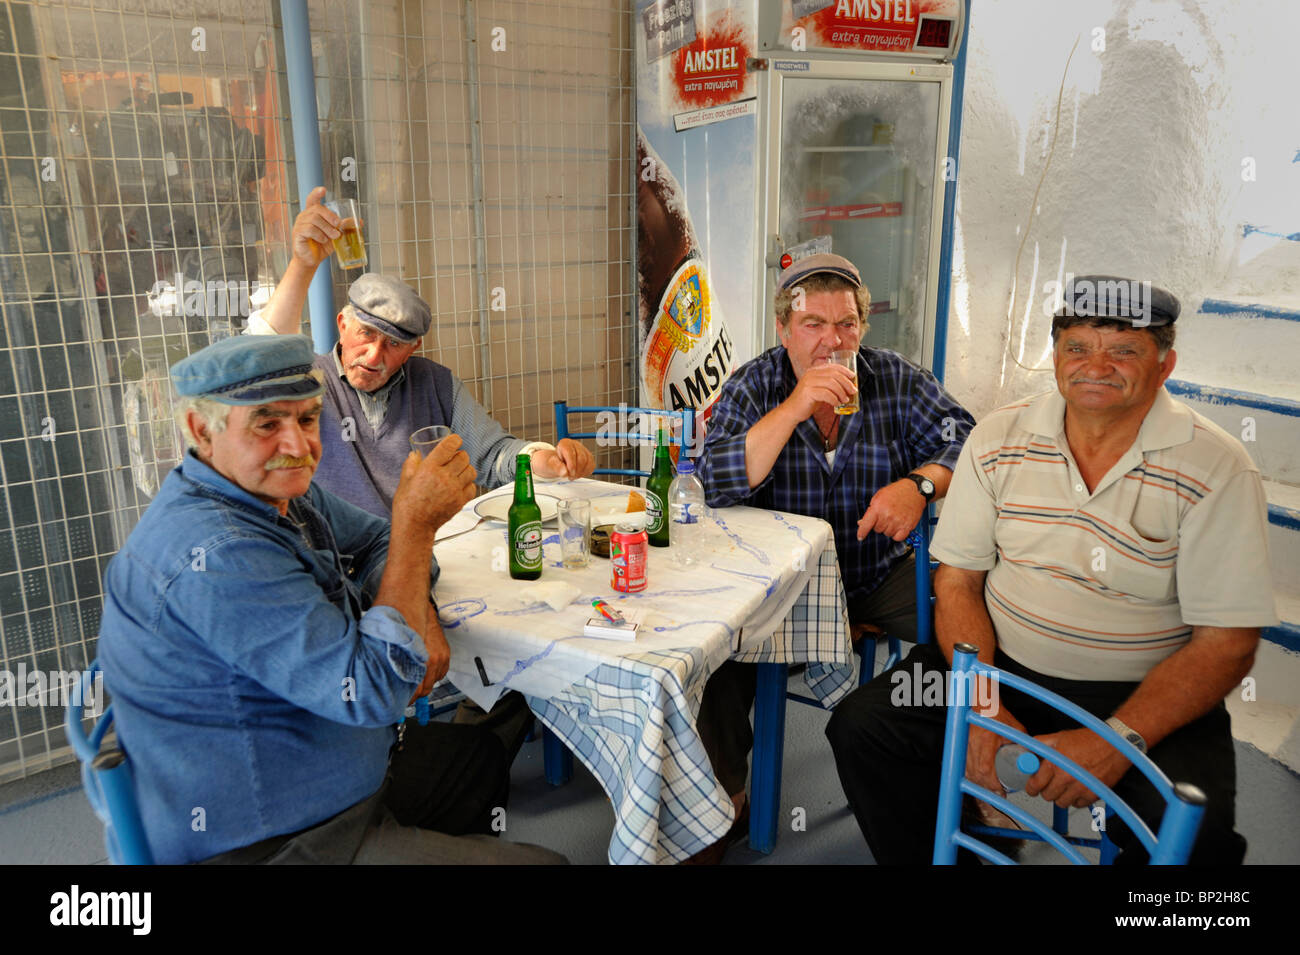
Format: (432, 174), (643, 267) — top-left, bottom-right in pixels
(857, 478), (927, 541)
(531, 439), (596, 480)
(393, 435), (477, 533)
(1025, 727), (1131, 809)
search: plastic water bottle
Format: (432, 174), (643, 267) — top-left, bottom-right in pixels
(995, 744), (1041, 793)
(668, 459), (706, 566)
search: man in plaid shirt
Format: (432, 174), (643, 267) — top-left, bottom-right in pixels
(690, 253), (974, 861)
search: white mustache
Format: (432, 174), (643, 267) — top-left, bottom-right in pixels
(265, 455), (315, 470)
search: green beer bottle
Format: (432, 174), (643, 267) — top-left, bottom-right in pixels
(645, 428), (673, 547)
(508, 453), (543, 579)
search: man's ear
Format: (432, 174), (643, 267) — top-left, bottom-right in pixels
(336, 311), (347, 336)
(186, 409), (213, 456)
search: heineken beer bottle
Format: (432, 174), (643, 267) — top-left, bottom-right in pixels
(508, 454), (543, 580)
(645, 429), (673, 547)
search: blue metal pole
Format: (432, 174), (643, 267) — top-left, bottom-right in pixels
(280, 0), (337, 354)
(930, 0), (972, 383)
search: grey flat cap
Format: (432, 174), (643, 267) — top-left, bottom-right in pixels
(346, 273), (432, 343)
(777, 252), (862, 291)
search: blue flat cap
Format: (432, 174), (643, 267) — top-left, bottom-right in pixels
(171, 335), (324, 405)
(1057, 274), (1180, 327)
(346, 273), (431, 343)
(777, 252), (862, 291)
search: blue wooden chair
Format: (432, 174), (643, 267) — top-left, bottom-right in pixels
(554, 401), (696, 477)
(63, 661), (155, 865)
(934, 643), (1207, 865)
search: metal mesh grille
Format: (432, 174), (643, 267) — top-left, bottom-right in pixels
(0, 0), (634, 782)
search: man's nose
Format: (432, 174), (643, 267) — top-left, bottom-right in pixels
(280, 421), (311, 458)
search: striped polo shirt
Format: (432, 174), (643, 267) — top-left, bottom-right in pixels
(932, 388), (1278, 681)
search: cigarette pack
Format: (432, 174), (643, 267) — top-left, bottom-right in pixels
(583, 617), (640, 641)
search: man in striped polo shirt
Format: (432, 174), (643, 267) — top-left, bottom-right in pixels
(827, 275), (1278, 864)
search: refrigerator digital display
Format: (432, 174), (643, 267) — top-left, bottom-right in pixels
(915, 17), (953, 50)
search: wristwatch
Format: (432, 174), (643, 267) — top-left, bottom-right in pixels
(904, 473), (936, 502)
(1105, 716), (1148, 754)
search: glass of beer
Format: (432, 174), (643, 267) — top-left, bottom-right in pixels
(410, 425), (452, 457)
(829, 351), (859, 415)
(325, 198), (367, 270)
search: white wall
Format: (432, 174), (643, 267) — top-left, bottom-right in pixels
(944, 0), (1300, 416)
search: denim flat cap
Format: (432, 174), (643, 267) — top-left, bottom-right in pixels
(777, 252), (862, 291)
(1056, 274), (1180, 327)
(346, 273), (431, 343)
(170, 334), (324, 405)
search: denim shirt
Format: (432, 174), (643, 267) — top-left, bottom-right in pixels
(99, 452), (431, 864)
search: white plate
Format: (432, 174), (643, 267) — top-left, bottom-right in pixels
(473, 494), (559, 524)
(589, 493), (648, 529)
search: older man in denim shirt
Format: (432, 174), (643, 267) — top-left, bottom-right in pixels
(100, 334), (564, 864)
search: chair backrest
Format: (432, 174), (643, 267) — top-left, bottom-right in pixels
(64, 661), (155, 864)
(934, 643), (1206, 865)
(554, 401), (696, 478)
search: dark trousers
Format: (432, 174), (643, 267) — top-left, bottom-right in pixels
(202, 692), (546, 864)
(698, 555), (919, 796)
(825, 643), (1247, 865)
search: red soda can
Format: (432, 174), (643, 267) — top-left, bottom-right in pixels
(610, 523), (648, 593)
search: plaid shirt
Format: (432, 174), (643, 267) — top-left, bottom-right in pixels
(697, 345), (974, 608)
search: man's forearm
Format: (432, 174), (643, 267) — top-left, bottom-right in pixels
(1110, 627), (1258, 750)
(372, 528), (438, 637)
(259, 259), (318, 334)
(934, 565), (996, 665)
(743, 399), (804, 488)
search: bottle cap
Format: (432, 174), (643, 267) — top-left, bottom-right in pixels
(677, 459), (695, 474)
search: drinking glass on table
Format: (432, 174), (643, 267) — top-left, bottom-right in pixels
(410, 425), (452, 456)
(324, 198), (367, 270)
(828, 350), (859, 415)
(558, 500), (591, 569)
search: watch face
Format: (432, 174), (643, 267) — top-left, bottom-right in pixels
(920, 479), (935, 494)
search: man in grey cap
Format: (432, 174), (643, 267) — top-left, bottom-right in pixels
(99, 334), (566, 864)
(690, 252), (974, 861)
(251, 189), (594, 520)
(827, 275), (1277, 863)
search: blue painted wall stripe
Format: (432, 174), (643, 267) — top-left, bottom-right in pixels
(1262, 623), (1300, 654)
(1198, 298), (1300, 323)
(1270, 502), (1300, 532)
(1166, 379), (1300, 419)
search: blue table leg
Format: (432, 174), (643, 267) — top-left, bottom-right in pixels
(750, 662), (788, 854)
(543, 725), (573, 786)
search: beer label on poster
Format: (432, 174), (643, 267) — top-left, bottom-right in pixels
(783, 0), (960, 54)
(643, 259), (735, 420)
(642, 0), (697, 62)
(669, 7), (754, 112)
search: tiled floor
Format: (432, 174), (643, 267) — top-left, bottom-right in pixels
(3, 672), (1298, 865)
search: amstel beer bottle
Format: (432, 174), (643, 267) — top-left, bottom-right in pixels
(645, 429), (673, 547)
(508, 454), (543, 580)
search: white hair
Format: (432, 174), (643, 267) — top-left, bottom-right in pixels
(176, 396), (231, 449)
